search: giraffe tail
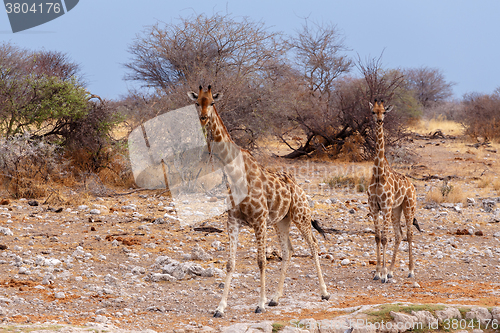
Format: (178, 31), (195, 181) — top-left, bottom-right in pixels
(311, 219), (327, 239)
(413, 218), (422, 232)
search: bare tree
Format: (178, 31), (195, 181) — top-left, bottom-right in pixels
(403, 66), (455, 108)
(31, 50), (83, 83)
(277, 55), (417, 160)
(125, 13), (289, 148)
(288, 21), (352, 97)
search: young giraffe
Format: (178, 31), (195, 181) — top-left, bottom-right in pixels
(188, 86), (330, 317)
(367, 99), (420, 283)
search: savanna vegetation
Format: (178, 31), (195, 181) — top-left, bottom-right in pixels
(1, 13), (499, 198)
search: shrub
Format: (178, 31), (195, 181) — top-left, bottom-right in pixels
(459, 89), (500, 140)
(0, 133), (66, 198)
(426, 180), (466, 204)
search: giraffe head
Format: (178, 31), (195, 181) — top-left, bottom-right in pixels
(369, 99), (393, 125)
(187, 85), (222, 128)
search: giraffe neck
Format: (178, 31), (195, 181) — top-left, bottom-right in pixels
(208, 105), (245, 167)
(373, 121), (386, 178)
(208, 105), (249, 206)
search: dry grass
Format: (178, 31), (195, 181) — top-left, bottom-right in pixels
(493, 178), (500, 193)
(477, 176), (493, 189)
(410, 116), (463, 136)
(426, 181), (468, 204)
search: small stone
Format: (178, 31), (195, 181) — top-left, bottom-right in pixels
(54, 292), (65, 299)
(89, 209), (100, 215)
(412, 282), (421, 288)
(94, 314), (107, 323)
(18, 267), (30, 275)
(340, 258), (350, 266)
(28, 200), (39, 206)
(0, 227), (13, 236)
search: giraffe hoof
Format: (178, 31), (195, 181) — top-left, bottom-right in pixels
(381, 277), (388, 283)
(268, 300), (278, 307)
(373, 275), (380, 281)
(255, 306), (264, 314)
(408, 272), (415, 278)
(387, 273), (393, 279)
(213, 310), (223, 318)
(321, 294), (330, 301)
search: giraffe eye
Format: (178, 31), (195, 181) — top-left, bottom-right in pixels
(210, 102), (215, 106)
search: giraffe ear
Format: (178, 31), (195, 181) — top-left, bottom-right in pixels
(212, 92), (223, 101)
(385, 106), (393, 113)
(369, 102), (374, 110)
(187, 91), (198, 101)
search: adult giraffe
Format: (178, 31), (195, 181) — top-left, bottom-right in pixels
(367, 99), (421, 283)
(188, 85), (329, 317)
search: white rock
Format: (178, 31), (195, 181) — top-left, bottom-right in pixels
(465, 307), (493, 325)
(148, 273), (176, 282)
(131, 266), (146, 275)
(0, 227), (13, 236)
(89, 209), (100, 215)
(94, 314), (108, 323)
(44, 258), (62, 266)
(78, 205), (89, 210)
(411, 310), (438, 327)
(164, 213), (181, 221)
(491, 307), (500, 320)
(435, 307), (462, 322)
(18, 267), (30, 275)
(340, 258), (350, 266)
(54, 292), (65, 299)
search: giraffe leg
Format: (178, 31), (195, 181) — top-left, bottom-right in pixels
(255, 221), (268, 313)
(403, 197), (417, 278)
(213, 214), (241, 318)
(269, 216), (293, 307)
(373, 215), (382, 281)
(388, 205), (403, 279)
(295, 216), (329, 301)
(380, 209), (392, 283)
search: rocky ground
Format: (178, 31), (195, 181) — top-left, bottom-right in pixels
(0, 137), (499, 333)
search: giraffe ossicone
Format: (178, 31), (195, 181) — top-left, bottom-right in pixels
(188, 85), (330, 317)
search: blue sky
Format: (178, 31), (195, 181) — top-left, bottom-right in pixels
(1, 0), (499, 100)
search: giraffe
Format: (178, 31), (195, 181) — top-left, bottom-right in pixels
(367, 99), (420, 283)
(188, 85), (330, 317)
